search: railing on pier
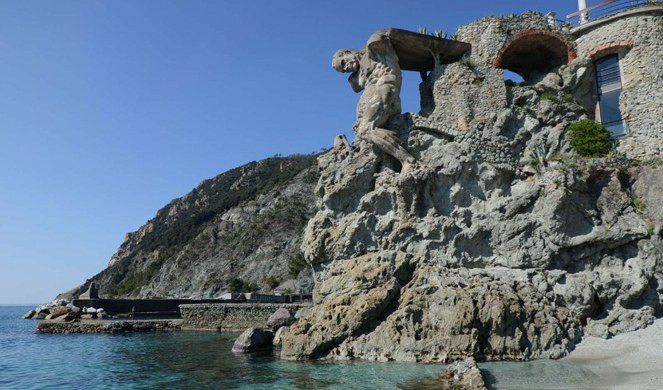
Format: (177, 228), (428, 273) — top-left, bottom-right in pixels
(568, 0), (663, 26)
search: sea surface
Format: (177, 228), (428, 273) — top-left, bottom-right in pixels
(0, 306), (597, 389)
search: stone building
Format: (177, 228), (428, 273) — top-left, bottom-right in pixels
(572, 5), (663, 158)
(422, 3), (663, 160)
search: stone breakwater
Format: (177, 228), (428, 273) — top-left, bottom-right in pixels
(22, 298), (108, 322)
(37, 319), (182, 334)
(180, 303), (310, 331)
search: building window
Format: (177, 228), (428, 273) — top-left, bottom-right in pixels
(595, 54), (625, 137)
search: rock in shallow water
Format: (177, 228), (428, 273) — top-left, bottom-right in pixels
(273, 326), (290, 346)
(267, 308), (295, 330)
(21, 310), (36, 320)
(281, 252), (404, 361)
(232, 328), (274, 353)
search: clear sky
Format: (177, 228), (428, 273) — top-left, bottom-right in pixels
(0, 1), (578, 304)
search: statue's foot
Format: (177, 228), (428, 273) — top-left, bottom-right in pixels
(400, 159), (431, 181)
(401, 162), (413, 174)
(400, 157), (417, 174)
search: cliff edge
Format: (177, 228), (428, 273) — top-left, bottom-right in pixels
(281, 12), (663, 362)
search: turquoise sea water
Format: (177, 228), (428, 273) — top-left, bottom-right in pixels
(0, 306), (596, 389)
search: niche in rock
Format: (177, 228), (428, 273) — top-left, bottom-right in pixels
(495, 30), (576, 83)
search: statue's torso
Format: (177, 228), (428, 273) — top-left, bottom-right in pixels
(358, 48), (402, 92)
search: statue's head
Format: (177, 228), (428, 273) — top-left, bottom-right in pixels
(332, 49), (361, 73)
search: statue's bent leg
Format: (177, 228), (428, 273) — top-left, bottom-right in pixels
(357, 85), (415, 169)
(367, 128), (416, 168)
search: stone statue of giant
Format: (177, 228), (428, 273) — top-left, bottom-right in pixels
(332, 33), (415, 170)
(332, 29), (471, 171)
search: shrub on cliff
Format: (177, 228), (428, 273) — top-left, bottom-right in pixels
(567, 120), (613, 157)
(288, 252), (307, 278)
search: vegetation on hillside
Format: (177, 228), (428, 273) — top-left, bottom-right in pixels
(70, 154), (318, 298)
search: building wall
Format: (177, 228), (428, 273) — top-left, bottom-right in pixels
(574, 9), (663, 159)
(420, 12), (573, 132)
(416, 10), (661, 160)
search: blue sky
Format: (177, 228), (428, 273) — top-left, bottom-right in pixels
(0, 1), (578, 304)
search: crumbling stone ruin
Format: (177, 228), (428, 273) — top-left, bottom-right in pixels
(280, 9), (663, 362)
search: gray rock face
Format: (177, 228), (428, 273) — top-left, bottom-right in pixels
(282, 12), (663, 363)
(231, 328), (274, 353)
(273, 326), (290, 346)
(266, 308), (295, 330)
(294, 306), (311, 320)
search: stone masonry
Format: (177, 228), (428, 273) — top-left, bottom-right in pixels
(573, 8), (663, 159)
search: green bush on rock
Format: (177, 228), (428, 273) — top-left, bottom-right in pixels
(288, 252), (307, 278)
(567, 120), (613, 157)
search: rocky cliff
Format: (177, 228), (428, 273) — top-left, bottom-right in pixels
(280, 13), (663, 362)
(61, 154), (319, 299)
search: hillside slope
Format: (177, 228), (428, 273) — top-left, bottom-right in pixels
(61, 154), (319, 299)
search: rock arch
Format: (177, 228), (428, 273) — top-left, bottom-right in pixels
(495, 30), (577, 83)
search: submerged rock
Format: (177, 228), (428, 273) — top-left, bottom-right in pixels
(438, 357), (487, 390)
(232, 328), (274, 353)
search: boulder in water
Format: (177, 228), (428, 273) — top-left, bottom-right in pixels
(232, 328), (274, 353)
(22, 310), (36, 320)
(267, 308), (295, 330)
(438, 357), (487, 390)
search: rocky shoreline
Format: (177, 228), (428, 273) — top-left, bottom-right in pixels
(22, 299), (109, 322)
(27, 9), (663, 381)
(278, 12), (663, 363)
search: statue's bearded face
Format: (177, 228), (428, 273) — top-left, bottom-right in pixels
(332, 50), (360, 73)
